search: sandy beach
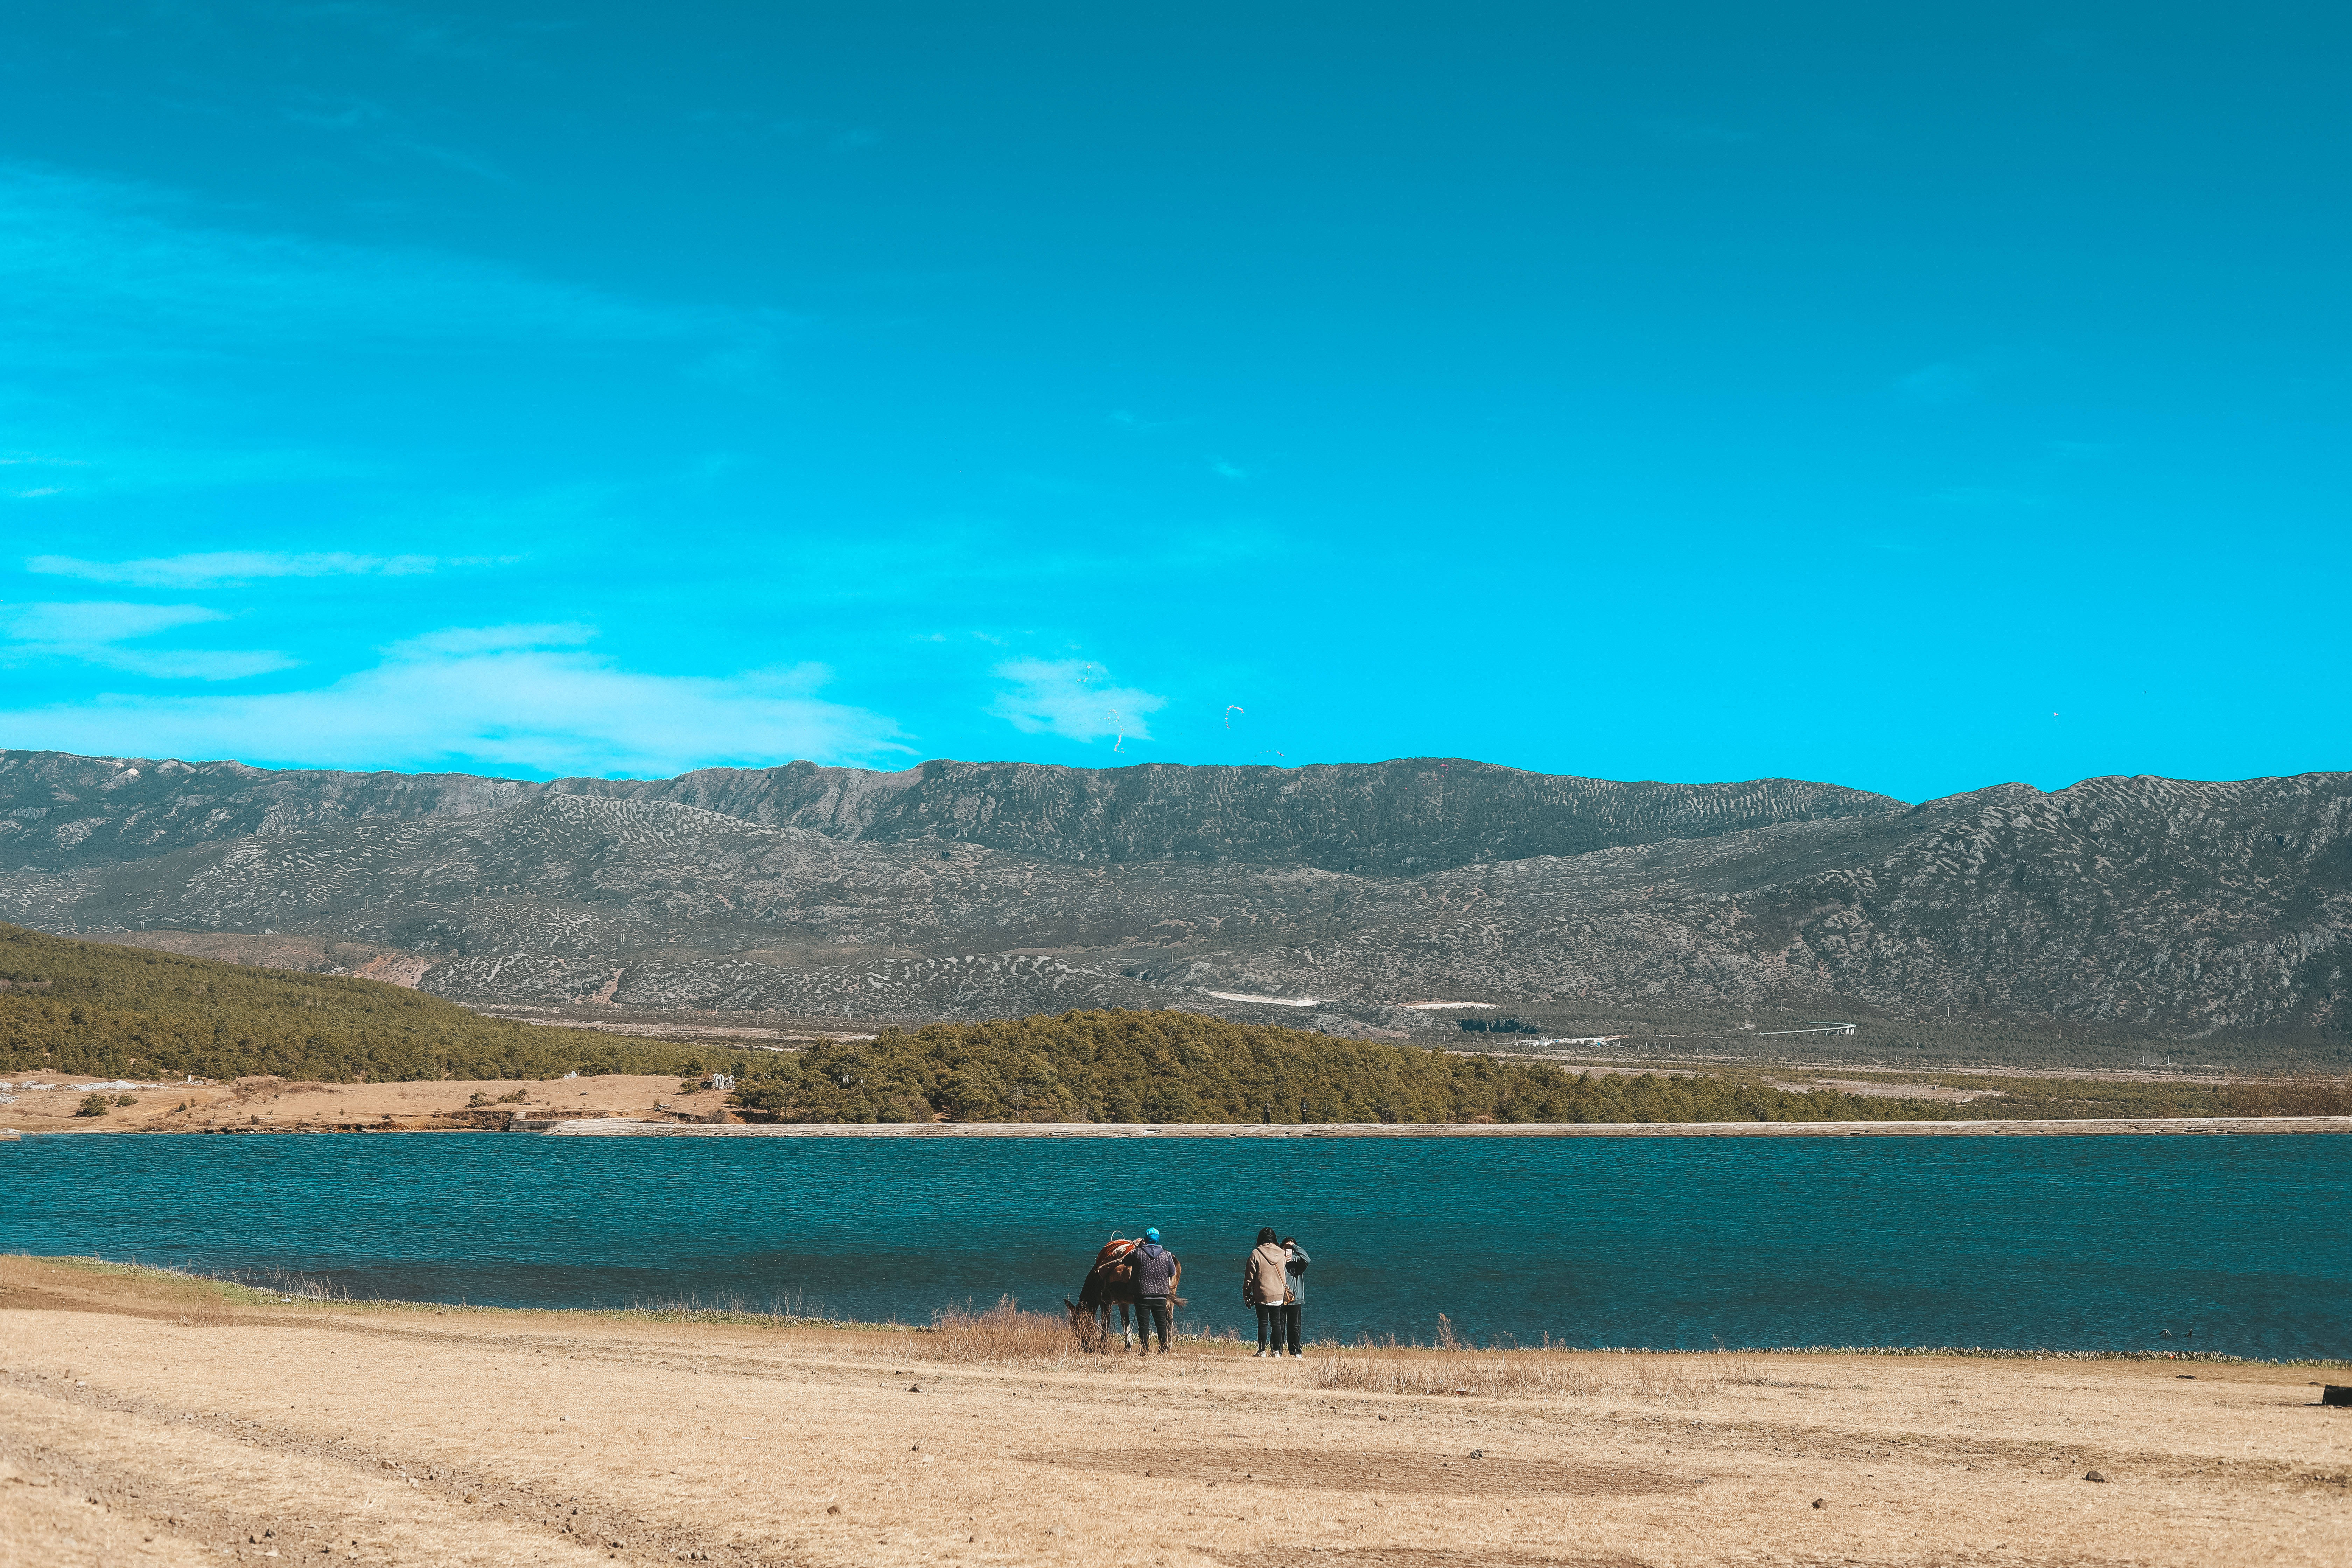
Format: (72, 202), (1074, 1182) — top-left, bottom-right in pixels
(7, 1074), (2350, 1140)
(0, 1076), (730, 1136)
(3, 1257), (2345, 1568)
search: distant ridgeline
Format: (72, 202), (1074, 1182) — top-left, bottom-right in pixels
(0, 924), (718, 1083)
(7, 750), (2351, 1058)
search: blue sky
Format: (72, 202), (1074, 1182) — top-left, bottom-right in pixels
(1, 2), (2343, 803)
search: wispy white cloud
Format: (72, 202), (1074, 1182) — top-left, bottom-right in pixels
(1928, 486), (2051, 510)
(28, 551), (441, 587)
(83, 649), (300, 680)
(1209, 457), (1251, 481)
(988, 658), (1166, 744)
(686, 306), (818, 390)
(1895, 362), (1982, 405)
(388, 623), (593, 656)
(5, 601), (224, 642)
(0, 626), (910, 776)
(2, 453), (80, 498)
(1640, 117), (1757, 146)
(282, 93), (391, 133)
(683, 110), (883, 158)
(0, 600), (294, 681)
(277, 5), (519, 66)
(0, 162), (744, 371)
(389, 138), (518, 187)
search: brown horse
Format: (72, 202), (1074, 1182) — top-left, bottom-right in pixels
(1064, 1235), (1185, 1352)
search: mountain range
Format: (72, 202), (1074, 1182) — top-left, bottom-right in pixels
(2, 749), (2345, 1058)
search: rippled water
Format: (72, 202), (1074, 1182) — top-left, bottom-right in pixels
(8, 1132), (2345, 1357)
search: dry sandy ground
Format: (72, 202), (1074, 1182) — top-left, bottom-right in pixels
(9, 1076), (2341, 1140)
(0, 1076), (726, 1135)
(2, 1261), (2345, 1568)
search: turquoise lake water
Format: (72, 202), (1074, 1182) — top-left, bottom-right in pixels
(8, 1133), (2346, 1357)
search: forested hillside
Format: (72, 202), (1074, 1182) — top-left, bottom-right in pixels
(734, 1009), (2002, 1125)
(6, 929), (2311, 1119)
(0, 923), (709, 1082)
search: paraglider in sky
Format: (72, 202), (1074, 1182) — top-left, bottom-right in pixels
(1225, 705), (1244, 729)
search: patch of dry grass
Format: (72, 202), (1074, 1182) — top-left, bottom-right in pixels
(0, 1253), (282, 1323)
(927, 1295), (1084, 1365)
(1311, 1342), (1757, 1407)
(1306, 1315), (1766, 1406)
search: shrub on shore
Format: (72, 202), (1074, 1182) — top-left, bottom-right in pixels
(2227, 1074), (2352, 1116)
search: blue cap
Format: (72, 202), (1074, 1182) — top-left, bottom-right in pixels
(1144, 1227), (1161, 1243)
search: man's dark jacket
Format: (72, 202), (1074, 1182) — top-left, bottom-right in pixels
(1130, 1241), (1178, 1296)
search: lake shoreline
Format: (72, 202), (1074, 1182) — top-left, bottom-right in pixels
(531, 1113), (2352, 1138)
(10, 1110), (2346, 1138)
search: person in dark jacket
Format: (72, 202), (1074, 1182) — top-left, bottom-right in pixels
(1128, 1227), (1180, 1354)
(1279, 1235), (1310, 1357)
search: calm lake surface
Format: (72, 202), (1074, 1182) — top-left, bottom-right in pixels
(9, 1133), (2346, 1357)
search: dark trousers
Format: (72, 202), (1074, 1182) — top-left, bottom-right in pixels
(1138, 1296), (1171, 1350)
(1255, 1301), (1300, 1353)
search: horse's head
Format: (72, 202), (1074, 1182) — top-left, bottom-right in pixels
(1064, 1295), (1106, 1351)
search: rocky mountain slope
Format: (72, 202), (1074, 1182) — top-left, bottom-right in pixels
(1, 750), (2345, 1048)
(0, 751), (1895, 874)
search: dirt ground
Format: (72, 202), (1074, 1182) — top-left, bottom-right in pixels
(0, 1075), (724, 1134)
(2, 1260), (2345, 1568)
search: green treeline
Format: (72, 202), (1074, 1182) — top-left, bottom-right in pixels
(731, 1009), (1977, 1125)
(0, 924), (715, 1082)
(8, 923), (2325, 1120)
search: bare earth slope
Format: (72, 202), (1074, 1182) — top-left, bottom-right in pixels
(2, 751), (2347, 1046)
(2, 1259), (2344, 1568)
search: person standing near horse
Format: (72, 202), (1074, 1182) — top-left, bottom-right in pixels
(1278, 1234), (1310, 1358)
(1129, 1226), (1180, 1355)
(1245, 1227), (1292, 1357)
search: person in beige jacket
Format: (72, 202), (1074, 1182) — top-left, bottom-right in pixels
(1244, 1227), (1292, 1358)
